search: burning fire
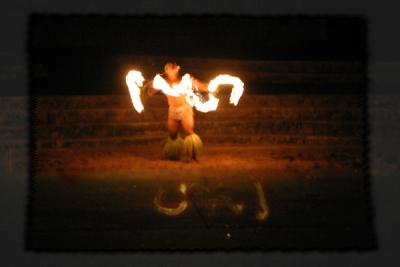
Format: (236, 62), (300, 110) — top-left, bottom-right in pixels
(125, 70), (244, 113)
(125, 70), (145, 113)
(153, 73), (192, 97)
(207, 74), (244, 106)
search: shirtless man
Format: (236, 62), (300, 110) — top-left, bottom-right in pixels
(143, 62), (208, 161)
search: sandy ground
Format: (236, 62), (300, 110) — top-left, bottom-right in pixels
(35, 143), (361, 179)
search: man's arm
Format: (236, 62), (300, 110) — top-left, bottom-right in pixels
(192, 77), (209, 93)
(142, 80), (160, 96)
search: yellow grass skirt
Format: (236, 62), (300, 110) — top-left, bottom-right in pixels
(183, 133), (203, 159)
(163, 133), (203, 160)
(163, 136), (184, 160)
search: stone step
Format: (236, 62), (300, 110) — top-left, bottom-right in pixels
(0, 104), (363, 126)
(33, 106), (363, 125)
(0, 95), (365, 126)
(31, 94), (364, 110)
(31, 120), (363, 140)
(36, 143), (362, 164)
(2, 93), (370, 111)
(35, 134), (362, 150)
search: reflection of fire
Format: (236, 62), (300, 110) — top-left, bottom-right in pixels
(125, 70), (244, 113)
(153, 181), (269, 221)
(254, 181), (269, 221)
(153, 183), (188, 216)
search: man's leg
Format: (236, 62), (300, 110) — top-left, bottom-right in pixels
(167, 118), (180, 139)
(163, 118), (184, 160)
(181, 110), (202, 160)
(181, 111), (194, 136)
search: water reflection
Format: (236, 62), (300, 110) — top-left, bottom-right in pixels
(153, 183), (189, 216)
(153, 180), (270, 222)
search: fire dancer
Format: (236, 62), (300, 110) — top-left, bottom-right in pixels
(142, 62), (208, 161)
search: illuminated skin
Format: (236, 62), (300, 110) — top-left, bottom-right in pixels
(144, 63), (208, 140)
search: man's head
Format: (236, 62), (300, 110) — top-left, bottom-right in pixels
(164, 62), (181, 80)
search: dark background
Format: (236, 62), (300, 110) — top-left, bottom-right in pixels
(29, 15), (365, 61)
(28, 15), (366, 95)
(1, 0), (400, 266)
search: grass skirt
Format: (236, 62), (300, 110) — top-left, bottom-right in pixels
(163, 136), (184, 160)
(162, 133), (203, 160)
(183, 133), (203, 160)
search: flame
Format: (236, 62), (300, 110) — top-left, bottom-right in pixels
(153, 74), (191, 97)
(184, 88), (220, 113)
(152, 73), (220, 113)
(208, 74), (244, 106)
(126, 69), (244, 113)
(152, 73), (244, 113)
(125, 70), (145, 113)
